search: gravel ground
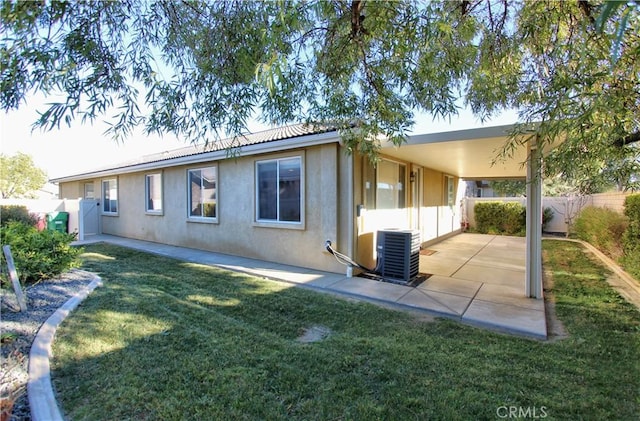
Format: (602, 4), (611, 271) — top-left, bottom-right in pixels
(1, 270), (96, 421)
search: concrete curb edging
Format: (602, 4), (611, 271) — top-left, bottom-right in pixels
(28, 274), (103, 421)
(544, 237), (640, 309)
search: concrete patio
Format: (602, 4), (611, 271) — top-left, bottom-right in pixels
(74, 233), (547, 339)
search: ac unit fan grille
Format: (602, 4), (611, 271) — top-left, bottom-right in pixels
(377, 230), (420, 282)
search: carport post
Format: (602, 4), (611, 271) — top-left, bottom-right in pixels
(525, 138), (543, 298)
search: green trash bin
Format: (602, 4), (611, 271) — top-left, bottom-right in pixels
(46, 211), (69, 233)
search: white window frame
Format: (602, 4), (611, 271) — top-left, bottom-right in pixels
(102, 178), (118, 216)
(84, 182), (95, 199)
(187, 166), (218, 223)
(254, 154), (305, 229)
(145, 172), (163, 215)
(445, 175), (455, 207)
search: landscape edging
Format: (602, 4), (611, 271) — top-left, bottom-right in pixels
(27, 274), (103, 421)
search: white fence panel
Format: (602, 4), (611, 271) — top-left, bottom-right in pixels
(0, 198), (82, 237)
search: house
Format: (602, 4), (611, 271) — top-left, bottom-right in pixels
(464, 180), (495, 197)
(51, 122), (546, 297)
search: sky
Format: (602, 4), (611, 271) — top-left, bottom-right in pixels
(1, 94), (519, 181)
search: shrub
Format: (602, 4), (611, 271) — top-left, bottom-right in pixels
(572, 206), (628, 261)
(543, 207), (554, 232)
(0, 221), (82, 285)
(621, 194), (640, 280)
(474, 201), (526, 235)
(0, 205), (37, 227)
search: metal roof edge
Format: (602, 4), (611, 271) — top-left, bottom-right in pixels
(50, 130), (341, 183)
(402, 123), (538, 147)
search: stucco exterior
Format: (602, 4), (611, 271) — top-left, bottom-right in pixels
(60, 142), (348, 273)
(55, 125), (464, 275)
(352, 154), (462, 269)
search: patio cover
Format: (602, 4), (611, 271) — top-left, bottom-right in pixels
(380, 124), (547, 299)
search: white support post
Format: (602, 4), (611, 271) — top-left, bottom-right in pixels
(525, 139), (543, 298)
(77, 198), (85, 241)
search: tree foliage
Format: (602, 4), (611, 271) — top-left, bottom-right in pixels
(1, 1), (638, 188)
(488, 180), (525, 196)
(0, 152), (47, 198)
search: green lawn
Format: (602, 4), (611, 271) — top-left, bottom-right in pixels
(51, 241), (640, 420)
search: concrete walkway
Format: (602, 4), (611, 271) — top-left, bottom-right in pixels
(75, 233), (547, 339)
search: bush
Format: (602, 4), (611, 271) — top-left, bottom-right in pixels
(543, 207), (554, 232)
(0, 221), (82, 285)
(474, 201), (526, 235)
(0, 205), (37, 227)
(622, 194), (640, 280)
(572, 206), (628, 261)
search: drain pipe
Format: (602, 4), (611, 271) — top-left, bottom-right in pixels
(346, 151), (356, 278)
(325, 240), (375, 277)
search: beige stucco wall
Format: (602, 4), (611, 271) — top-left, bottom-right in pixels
(59, 181), (85, 200)
(59, 143), (349, 274)
(58, 143), (464, 274)
(354, 155), (463, 268)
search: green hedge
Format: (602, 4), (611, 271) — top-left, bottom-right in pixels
(474, 202), (526, 235)
(622, 194), (640, 279)
(0, 205), (38, 227)
(573, 206), (628, 261)
(0, 221), (82, 285)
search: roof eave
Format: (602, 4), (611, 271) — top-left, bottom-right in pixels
(50, 130), (341, 183)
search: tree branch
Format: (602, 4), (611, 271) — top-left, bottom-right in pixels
(350, 0), (366, 38)
(613, 131), (640, 147)
(577, 0), (595, 25)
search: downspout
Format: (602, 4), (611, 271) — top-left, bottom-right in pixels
(346, 152), (355, 277)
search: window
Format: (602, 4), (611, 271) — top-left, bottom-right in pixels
(102, 179), (118, 214)
(84, 182), (94, 199)
(363, 161), (376, 209)
(256, 156), (302, 223)
(188, 167), (217, 220)
(445, 175), (455, 207)
(145, 173), (163, 213)
(363, 158), (406, 210)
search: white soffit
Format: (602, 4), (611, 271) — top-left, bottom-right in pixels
(381, 125), (530, 178)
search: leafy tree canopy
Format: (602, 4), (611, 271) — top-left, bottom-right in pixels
(489, 180), (526, 197)
(1, 0), (638, 189)
(0, 152), (48, 198)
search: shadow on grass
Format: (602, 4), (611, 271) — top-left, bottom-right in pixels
(49, 243), (640, 421)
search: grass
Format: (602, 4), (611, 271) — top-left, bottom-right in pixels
(51, 242), (640, 420)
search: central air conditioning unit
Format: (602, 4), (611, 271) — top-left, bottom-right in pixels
(376, 229), (421, 283)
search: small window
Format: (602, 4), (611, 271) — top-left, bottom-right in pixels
(363, 160), (376, 209)
(102, 178), (118, 215)
(145, 173), (163, 214)
(188, 166), (217, 220)
(445, 175), (455, 207)
(84, 182), (94, 199)
(256, 156), (302, 223)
